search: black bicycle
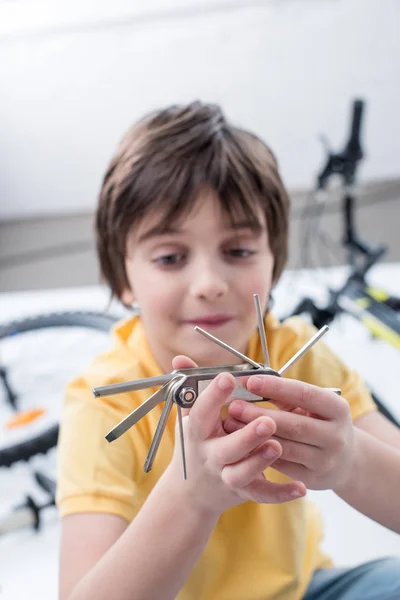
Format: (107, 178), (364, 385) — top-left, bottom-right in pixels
(286, 98), (400, 427)
(0, 310), (119, 535)
(0, 310), (120, 468)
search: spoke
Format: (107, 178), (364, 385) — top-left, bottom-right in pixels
(253, 294), (270, 368)
(194, 327), (259, 369)
(105, 384), (169, 442)
(279, 325), (329, 376)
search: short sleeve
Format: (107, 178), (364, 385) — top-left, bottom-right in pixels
(56, 376), (146, 523)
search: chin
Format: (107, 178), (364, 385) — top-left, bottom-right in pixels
(178, 325), (243, 365)
(196, 347), (238, 368)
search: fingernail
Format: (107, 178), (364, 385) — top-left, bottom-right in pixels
(228, 400), (244, 416)
(256, 422), (272, 436)
(290, 489), (304, 499)
(218, 374), (233, 391)
(249, 376), (262, 392)
(263, 445), (278, 458)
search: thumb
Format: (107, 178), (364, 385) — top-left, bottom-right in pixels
(172, 354), (198, 370)
(190, 372), (236, 440)
(172, 355), (198, 416)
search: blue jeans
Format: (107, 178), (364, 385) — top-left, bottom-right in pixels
(303, 557), (400, 600)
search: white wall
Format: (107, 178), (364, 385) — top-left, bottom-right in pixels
(1, 0), (399, 220)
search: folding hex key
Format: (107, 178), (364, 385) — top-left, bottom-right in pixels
(93, 295), (340, 479)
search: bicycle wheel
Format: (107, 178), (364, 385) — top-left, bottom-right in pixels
(370, 389), (400, 429)
(0, 311), (119, 468)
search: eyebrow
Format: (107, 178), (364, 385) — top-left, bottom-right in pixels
(228, 220), (264, 233)
(137, 225), (180, 243)
(137, 219), (263, 243)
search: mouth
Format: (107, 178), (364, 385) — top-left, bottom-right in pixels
(184, 315), (233, 328)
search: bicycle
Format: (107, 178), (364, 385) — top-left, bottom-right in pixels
(0, 309), (120, 534)
(285, 98), (400, 427)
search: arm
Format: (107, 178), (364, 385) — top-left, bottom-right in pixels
(355, 410), (400, 452)
(334, 420), (400, 533)
(333, 410), (400, 531)
(62, 471), (220, 600)
(60, 369), (305, 600)
(60, 513), (128, 600)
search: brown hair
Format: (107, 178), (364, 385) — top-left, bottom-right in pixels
(96, 101), (290, 300)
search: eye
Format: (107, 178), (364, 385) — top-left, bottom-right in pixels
(153, 253), (185, 266)
(226, 248), (257, 258)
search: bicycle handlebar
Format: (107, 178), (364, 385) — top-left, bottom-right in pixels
(345, 99), (364, 161)
(317, 98), (366, 188)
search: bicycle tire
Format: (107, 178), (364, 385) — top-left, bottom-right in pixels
(0, 311), (119, 468)
(384, 297), (400, 312)
(0, 311), (117, 338)
(370, 389), (400, 429)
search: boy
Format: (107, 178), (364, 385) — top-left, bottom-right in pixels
(57, 102), (400, 600)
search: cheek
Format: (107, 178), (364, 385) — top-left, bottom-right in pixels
(136, 278), (182, 318)
(246, 262), (273, 293)
(126, 258), (181, 313)
(240, 262), (273, 314)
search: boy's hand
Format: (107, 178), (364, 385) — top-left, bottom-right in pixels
(167, 356), (306, 517)
(224, 375), (355, 492)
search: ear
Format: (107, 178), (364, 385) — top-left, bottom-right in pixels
(120, 287), (135, 305)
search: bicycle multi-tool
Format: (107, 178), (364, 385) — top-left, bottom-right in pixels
(93, 295), (340, 479)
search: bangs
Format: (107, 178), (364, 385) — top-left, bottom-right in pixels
(117, 137), (266, 249)
(137, 186), (264, 240)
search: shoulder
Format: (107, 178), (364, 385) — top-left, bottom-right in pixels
(266, 313), (321, 370)
(266, 312), (376, 419)
(60, 315), (153, 450)
(57, 316), (154, 520)
(66, 315), (146, 406)
(266, 311), (356, 387)
(80, 316), (144, 387)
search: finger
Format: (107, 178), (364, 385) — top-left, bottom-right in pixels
(172, 355), (198, 370)
(221, 440), (282, 488)
(244, 477), (307, 504)
(247, 376), (346, 420)
(275, 437), (322, 470)
(224, 411), (322, 468)
(214, 416), (276, 466)
(228, 399), (311, 422)
(267, 400), (317, 419)
(270, 458), (309, 483)
(224, 415), (321, 469)
(227, 400), (330, 447)
(223, 415), (246, 434)
(268, 400), (310, 415)
(189, 372), (236, 440)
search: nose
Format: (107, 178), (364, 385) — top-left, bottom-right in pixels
(189, 259), (228, 302)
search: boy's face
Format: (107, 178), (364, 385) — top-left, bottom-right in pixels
(121, 189), (274, 372)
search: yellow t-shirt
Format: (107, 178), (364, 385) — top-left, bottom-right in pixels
(56, 313), (376, 600)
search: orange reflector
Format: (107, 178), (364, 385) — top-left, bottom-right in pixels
(5, 408), (46, 429)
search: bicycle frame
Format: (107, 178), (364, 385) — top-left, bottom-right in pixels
(287, 99), (400, 426)
(290, 99), (400, 351)
(334, 274), (400, 350)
